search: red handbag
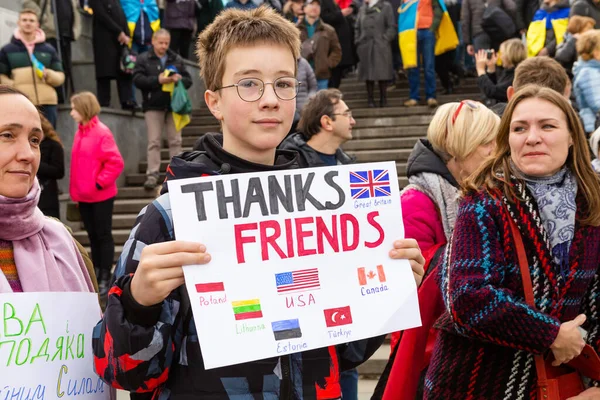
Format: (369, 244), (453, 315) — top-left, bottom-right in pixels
(506, 214), (600, 400)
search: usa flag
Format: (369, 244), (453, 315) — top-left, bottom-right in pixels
(275, 268), (320, 294)
(350, 169), (391, 199)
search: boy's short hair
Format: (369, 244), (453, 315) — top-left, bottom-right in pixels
(70, 91), (101, 122)
(196, 6), (301, 91)
(512, 57), (569, 95)
(19, 8), (39, 19)
(577, 29), (600, 61)
(298, 89), (343, 140)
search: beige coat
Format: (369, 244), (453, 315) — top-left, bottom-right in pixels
(0, 67), (65, 105)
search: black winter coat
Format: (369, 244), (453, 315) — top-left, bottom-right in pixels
(37, 138), (65, 219)
(570, 0), (600, 28)
(320, 0), (356, 67)
(164, 0), (196, 31)
(515, 0), (539, 31)
(133, 49), (193, 112)
(477, 67), (515, 103)
(90, 0), (129, 79)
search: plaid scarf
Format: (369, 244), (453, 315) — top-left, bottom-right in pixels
(512, 164), (577, 279)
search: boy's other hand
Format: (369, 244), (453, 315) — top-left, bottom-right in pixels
(130, 241), (211, 306)
(467, 45), (475, 55)
(389, 239), (425, 287)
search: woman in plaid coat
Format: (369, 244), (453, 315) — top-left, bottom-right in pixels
(424, 85), (600, 399)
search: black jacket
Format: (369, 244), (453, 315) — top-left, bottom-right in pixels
(406, 139), (459, 187)
(133, 49), (193, 112)
(320, 0), (356, 68)
(37, 138), (65, 219)
(278, 132), (355, 168)
(93, 133), (385, 398)
(477, 67), (515, 103)
(570, 0), (600, 28)
(90, 0), (129, 79)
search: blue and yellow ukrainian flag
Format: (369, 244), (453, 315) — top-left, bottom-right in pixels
(122, 0), (161, 47)
(398, 0), (459, 69)
(526, 7), (569, 57)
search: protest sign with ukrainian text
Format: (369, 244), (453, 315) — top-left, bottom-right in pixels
(169, 161), (422, 369)
(0, 292), (111, 399)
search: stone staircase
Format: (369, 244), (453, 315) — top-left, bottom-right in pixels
(71, 75), (482, 393)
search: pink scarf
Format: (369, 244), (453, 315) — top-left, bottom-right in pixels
(0, 179), (94, 293)
(13, 28), (46, 55)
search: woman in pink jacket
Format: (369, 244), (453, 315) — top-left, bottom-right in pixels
(377, 101), (500, 400)
(69, 91), (124, 297)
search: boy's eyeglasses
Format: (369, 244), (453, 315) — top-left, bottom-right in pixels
(451, 100), (479, 125)
(215, 77), (301, 102)
(331, 110), (353, 118)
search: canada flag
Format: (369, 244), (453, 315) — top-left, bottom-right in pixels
(357, 265), (386, 286)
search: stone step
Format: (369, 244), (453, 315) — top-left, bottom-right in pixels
(117, 186), (161, 199)
(358, 343), (390, 379)
(349, 149), (412, 163)
(345, 92), (481, 109)
(75, 229), (132, 246)
(341, 85), (479, 100)
(342, 136), (421, 151)
(351, 126), (427, 140)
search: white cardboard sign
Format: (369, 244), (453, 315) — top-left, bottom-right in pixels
(169, 161), (422, 369)
(0, 292), (110, 399)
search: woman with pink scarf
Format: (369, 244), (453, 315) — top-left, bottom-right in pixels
(0, 85), (94, 294)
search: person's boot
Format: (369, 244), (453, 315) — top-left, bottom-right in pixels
(366, 80), (376, 108)
(378, 81), (388, 107)
(144, 174), (159, 190)
(98, 269), (111, 298)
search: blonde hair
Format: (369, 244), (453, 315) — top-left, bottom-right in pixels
(70, 91), (101, 123)
(500, 38), (527, 68)
(577, 29), (600, 61)
(466, 85), (600, 226)
(568, 15), (596, 34)
(196, 6), (301, 91)
(427, 101), (500, 162)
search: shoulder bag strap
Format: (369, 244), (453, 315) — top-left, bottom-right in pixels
(505, 209), (550, 390)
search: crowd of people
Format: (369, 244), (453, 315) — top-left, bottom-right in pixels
(3, 0), (600, 399)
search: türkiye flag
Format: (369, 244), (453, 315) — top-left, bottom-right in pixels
(357, 265), (386, 286)
(323, 306), (353, 327)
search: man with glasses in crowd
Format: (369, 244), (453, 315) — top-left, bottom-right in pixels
(132, 28), (192, 190)
(280, 88), (356, 168)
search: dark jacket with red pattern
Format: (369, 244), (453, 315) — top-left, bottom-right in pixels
(92, 133), (385, 399)
(424, 179), (600, 399)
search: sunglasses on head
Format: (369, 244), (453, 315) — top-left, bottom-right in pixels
(451, 100), (480, 125)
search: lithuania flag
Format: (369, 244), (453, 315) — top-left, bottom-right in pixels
(232, 299), (263, 320)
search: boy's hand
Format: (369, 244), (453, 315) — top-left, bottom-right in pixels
(130, 241), (211, 306)
(389, 239), (425, 287)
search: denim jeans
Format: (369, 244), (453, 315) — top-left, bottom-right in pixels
(317, 79), (329, 91)
(39, 105), (57, 128)
(340, 368), (359, 400)
(407, 29), (436, 101)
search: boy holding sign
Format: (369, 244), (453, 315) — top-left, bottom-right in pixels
(92, 7), (425, 398)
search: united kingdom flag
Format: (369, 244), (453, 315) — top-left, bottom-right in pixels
(349, 169), (391, 199)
